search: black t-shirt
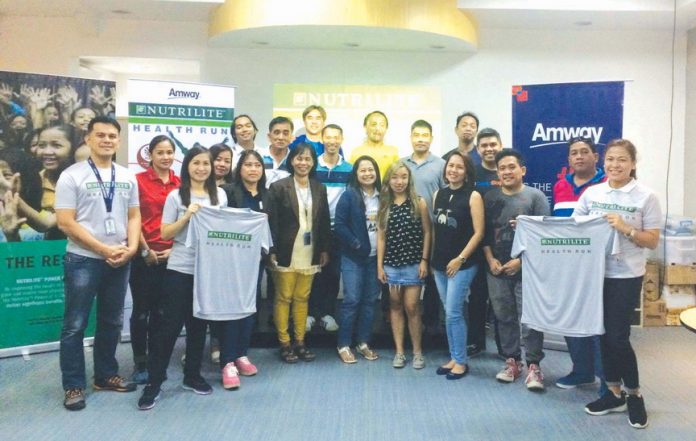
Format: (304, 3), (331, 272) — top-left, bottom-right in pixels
(431, 186), (481, 271)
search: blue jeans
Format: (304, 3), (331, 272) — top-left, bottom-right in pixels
(215, 315), (255, 367)
(433, 265), (478, 365)
(60, 252), (130, 390)
(337, 255), (380, 348)
(565, 335), (607, 395)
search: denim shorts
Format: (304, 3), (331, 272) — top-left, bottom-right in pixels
(383, 263), (424, 286)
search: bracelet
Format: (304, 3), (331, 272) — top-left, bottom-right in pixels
(625, 228), (636, 241)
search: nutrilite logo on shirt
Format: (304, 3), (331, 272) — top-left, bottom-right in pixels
(590, 202), (637, 213)
(540, 238), (591, 246)
(86, 182), (131, 190)
(207, 231), (252, 241)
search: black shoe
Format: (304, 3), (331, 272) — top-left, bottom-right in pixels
(446, 365), (469, 380)
(182, 376), (213, 395)
(93, 375), (137, 392)
(294, 345), (316, 362)
(466, 344), (484, 358)
(137, 385), (161, 410)
(63, 388), (86, 411)
(627, 394), (649, 429)
(585, 391), (627, 415)
(436, 366), (452, 375)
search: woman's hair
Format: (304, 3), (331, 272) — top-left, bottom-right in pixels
(377, 160), (420, 231)
(348, 155), (382, 193)
(605, 138), (637, 179)
(233, 149), (267, 190)
(443, 151), (476, 190)
(285, 143), (317, 177)
(209, 143), (234, 184)
(178, 146), (219, 207)
(147, 135), (175, 167)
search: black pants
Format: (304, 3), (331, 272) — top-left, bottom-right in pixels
(309, 245), (340, 319)
(466, 267), (488, 348)
(421, 274), (440, 327)
(601, 276), (643, 391)
(148, 270), (208, 387)
(128, 256), (168, 368)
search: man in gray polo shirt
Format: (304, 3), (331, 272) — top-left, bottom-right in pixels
(402, 119), (445, 334)
(55, 116), (141, 410)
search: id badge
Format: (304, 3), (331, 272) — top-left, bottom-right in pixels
(303, 231), (312, 246)
(104, 218), (117, 236)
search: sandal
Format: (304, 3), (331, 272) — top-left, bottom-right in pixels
(280, 345), (298, 363)
(294, 344), (316, 362)
(337, 346), (357, 364)
(355, 343), (379, 361)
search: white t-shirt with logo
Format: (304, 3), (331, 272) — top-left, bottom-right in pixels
(54, 161), (139, 259)
(162, 188), (227, 275)
(511, 215), (616, 336)
(186, 206), (272, 321)
(573, 180), (662, 278)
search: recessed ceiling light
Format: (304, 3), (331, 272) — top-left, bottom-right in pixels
(430, 44), (445, 50)
(344, 42), (360, 48)
(111, 9), (131, 15)
(574, 21), (592, 26)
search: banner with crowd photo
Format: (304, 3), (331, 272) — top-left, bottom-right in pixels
(0, 71), (115, 356)
(127, 79), (235, 174)
(511, 81), (624, 203)
(273, 84), (442, 158)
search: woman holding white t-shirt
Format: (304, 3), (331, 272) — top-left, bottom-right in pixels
(573, 139), (661, 429)
(138, 146), (227, 411)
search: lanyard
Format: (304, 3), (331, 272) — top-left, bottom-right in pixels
(87, 157), (116, 213)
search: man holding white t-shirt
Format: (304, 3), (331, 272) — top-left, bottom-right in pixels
(55, 116), (141, 411)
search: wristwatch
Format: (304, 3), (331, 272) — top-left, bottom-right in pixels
(141, 249), (151, 258)
(459, 255), (467, 263)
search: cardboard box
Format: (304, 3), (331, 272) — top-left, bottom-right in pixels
(666, 307), (689, 326)
(662, 284), (696, 309)
(643, 261), (660, 301)
(664, 264), (696, 285)
(642, 300), (666, 327)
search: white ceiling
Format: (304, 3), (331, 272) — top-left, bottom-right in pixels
(1, 0), (695, 32)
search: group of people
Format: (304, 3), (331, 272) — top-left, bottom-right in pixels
(0, 80), (115, 242)
(48, 105), (659, 430)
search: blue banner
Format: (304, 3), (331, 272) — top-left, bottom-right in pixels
(511, 81), (624, 202)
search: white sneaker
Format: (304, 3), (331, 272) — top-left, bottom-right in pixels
(320, 315), (339, 332)
(305, 316), (316, 332)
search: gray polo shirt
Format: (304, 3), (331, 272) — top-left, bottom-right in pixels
(402, 153), (446, 217)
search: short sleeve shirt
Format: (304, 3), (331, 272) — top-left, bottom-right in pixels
(54, 161), (139, 259)
(573, 179), (662, 278)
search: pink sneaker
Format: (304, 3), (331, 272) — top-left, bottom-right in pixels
(235, 356), (258, 376)
(496, 358), (522, 383)
(222, 362), (240, 390)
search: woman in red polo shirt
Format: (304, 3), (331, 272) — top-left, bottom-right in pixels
(129, 135), (181, 384)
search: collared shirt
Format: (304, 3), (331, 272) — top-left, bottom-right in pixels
(262, 148), (290, 187)
(363, 189), (379, 256)
(136, 167), (181, 251)
(403, 152), (446, 217)
(349, 143), (399, 180)
(573, 179), (662, 278)
(316, 154), (352, 223)
(231, 142), (269, 172)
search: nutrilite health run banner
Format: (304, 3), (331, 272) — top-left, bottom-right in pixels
(511, 81), (624, 203)
(127, 79), (235, 174)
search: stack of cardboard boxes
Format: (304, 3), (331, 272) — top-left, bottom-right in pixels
(642, 237), (696, 326)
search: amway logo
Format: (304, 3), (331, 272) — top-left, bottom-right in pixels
(168, 88), (200, 100)
(529, 123), (602, 149)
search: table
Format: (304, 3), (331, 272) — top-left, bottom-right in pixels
(680, 307), (696, 333)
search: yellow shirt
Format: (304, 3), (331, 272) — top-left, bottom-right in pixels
(349, 143), (400, 180)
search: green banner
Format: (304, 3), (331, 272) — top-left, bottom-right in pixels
(0, 241), (94, 349)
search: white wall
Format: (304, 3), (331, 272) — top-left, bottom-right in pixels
(0, 15), (687, 213)
(685, 28), (696, 218)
